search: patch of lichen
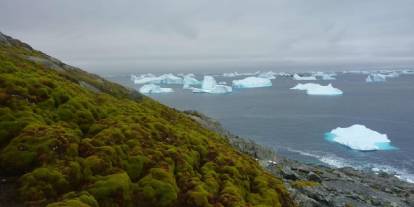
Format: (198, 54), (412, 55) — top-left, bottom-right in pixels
(0, 35), (295, 206)
(291, 180), (320, 189)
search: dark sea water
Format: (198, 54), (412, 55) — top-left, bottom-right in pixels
(108, 73), (414, 183)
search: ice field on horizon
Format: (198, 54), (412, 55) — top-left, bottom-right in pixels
(325, 124), (396, 151)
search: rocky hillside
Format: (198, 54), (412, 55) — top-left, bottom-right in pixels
(0, 32), (295, 207)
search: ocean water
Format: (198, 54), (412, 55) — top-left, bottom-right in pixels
(108, 73), (414, 183)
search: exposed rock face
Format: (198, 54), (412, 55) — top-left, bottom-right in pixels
(269, 159), (414, 207)
(188, 111), (414, 207)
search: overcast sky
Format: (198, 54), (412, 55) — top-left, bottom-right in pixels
(1, 0), (414, 74)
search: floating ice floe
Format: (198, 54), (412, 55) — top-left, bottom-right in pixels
(192, 76), (232, 94)
(401, 69), (414, 75)
(158, 73), (183, 84)
(131, 73), (183, 85)
(325, 124), (396, 151)
(366, 73), (386, 82)
(131, 73), (160, 84)
(278, 72), (292, 77)
(313, 72), (337, 80)
(182, 74), (201, 89)
(293, 73), (317, 81)
(232, 77), (272, 88)
(139, 84), (174, 94)
(291, 83), (343, 95)
(222, 71), (260, 77)
(257, 71), (277, 80)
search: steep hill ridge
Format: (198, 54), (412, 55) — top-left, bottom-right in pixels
(0, 32), (294, 207)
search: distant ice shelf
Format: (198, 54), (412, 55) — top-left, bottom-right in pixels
(325, 124), (396, 151)
(291, 83), (343, 95)
(232, 77), (272, 88)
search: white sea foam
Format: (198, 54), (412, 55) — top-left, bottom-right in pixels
(285, 148), (414, 183)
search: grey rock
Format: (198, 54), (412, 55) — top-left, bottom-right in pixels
(308, 172), (322, 183)
(281, 166), (299, 180)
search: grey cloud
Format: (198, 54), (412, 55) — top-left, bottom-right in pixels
(1, 0), (414, 73)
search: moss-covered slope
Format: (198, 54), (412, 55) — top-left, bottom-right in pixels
(0, 32), (294, 207)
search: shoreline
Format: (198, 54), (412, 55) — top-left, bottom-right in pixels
(185, 110), (414, 207)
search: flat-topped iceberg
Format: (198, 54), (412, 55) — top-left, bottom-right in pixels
(293, 73), (317, 81)
(131, 73), (161, 84)
(131, 73), (183, 85)
(257, 71), (277, 80)
(313, 72), (336, 80)
(182, 74), (201, 89)
(325, 124), (396, 151)
(222, 71), (260, 77)
(232, 77), (272, 88)
(158, 73), (183, 84)
(291, 83), (343, 95)
(192, 76), (232, 94)
(366, 73), (386, 82)
(139, 84), (174, 94)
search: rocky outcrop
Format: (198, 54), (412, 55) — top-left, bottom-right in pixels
(187, 111), (414, 207)
(270, 159), (414, 207)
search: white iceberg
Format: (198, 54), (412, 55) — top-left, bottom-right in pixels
(401, 69), (414, 75)
(232, 77), (272, 88)
(313, 72), (337, 80)
(182, 74), (201, 89)
(192, 76), (232, 94)
(222, 72), (239, 77)
(131, 73), (182, 85)
(131, 73), (161, 84)
(291, 83), (343, 95)
(222, 71), (261, 77)
(366, 73), (386, 82)
(293, 73), (317, 81)
(257, 71), (277, 80)
(325, 124), (396, 151)
(139, 84), (174, 94)
(158, 73), (183, 84)
(278, 72), (292, 77)
(381, 71), (400, 78)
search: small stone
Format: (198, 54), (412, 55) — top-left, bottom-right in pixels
(307, 172), (322, 183)
(281, 166), (298, 180)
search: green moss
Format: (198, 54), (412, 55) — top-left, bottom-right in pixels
(47, 192), (98, 207)
(19, 167), (70, 202)
(292, 180), (320, 189)
(0, 35), (295, 207)
(87, 172), (132, 206)
(135, 168), (178, 207)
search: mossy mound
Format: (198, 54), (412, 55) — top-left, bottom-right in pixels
(0, 33), (295, 207)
